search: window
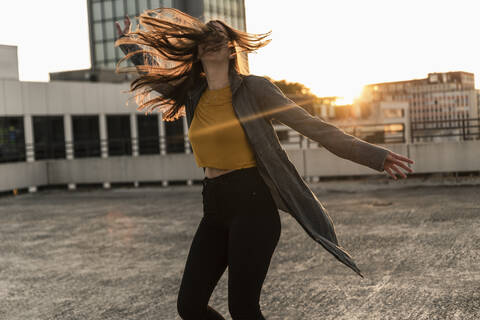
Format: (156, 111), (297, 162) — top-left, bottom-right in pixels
(230, 0), (238, 15)
(150, 0), (162, 9)
(105, 21), (115, 40)
(0, 116), (25, 163)
(107, 115), (132, 156)
(139, 0), (148, 12)
(33, 116), (66, 160)
(231, 16), (238, 29)
(95, 43), (105, 61)
(103, 0), (114, 19)
(93, 2), (102, 21)
(113, 0), (124, 15)
(217, 0), (224, 13)
(224, 0), (231, 15)
(165, 118), (184, 153)
(137, 114), (160, 155)
(94, 22), (104, 41)
(72, 115), (101, 158)
(127, 0), (136, 15)
(106, 43), (115, 60)
(238, 16), (244, 30)
(114, 46), (122, 59)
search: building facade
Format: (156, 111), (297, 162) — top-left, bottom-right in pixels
(53, 0), (247, 79)
(357, 71), (479, 142)
(48, 0), (248, 158)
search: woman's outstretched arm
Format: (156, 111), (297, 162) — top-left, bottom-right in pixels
(250, 75), (414, 178)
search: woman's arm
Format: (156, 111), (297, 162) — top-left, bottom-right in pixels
(251, 75), (392, 173)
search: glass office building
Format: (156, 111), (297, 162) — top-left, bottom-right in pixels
(88, 0), (247, 71)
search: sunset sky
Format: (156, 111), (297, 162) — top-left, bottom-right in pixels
(1, 0), (479, 104)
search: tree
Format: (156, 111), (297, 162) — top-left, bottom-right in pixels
(264, 76), (318, 115)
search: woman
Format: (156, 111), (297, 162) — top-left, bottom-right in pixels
(115, 8), (414, 319)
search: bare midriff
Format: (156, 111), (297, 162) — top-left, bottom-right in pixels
(205, 167), (237, 179)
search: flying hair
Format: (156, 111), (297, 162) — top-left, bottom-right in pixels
(114, 8), (271, 121)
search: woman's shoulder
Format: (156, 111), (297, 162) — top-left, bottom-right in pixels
(243, 74), (268, 83)
(242, 74), (273, 91)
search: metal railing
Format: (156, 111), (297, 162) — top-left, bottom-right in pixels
(275, 122), (406, 148)
(411, 117), (480, 142)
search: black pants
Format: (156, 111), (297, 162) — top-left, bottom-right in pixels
(177, 166), (281, 320)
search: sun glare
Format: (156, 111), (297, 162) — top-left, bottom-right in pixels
(310, 85), (364, 106)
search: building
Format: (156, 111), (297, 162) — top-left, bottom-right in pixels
(0, 44), (157, 163)
(356, 71), (479, 142)
(51, 0), (247, 82)
(48, 0), (248, 155)
(1, 42), (200, 193)
(379, 101), (410, 144)
(0, 1), (249, 192)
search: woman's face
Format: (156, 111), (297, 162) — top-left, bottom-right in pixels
(198, 21), (232, 63)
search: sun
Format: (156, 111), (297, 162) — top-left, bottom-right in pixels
(314, 86), (364, 106)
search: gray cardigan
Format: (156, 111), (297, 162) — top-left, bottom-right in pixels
(118, 39), (391, 278)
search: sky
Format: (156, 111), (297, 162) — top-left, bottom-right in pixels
(1, 0), (479, 104)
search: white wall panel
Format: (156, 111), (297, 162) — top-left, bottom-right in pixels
(83, 82), (103, 114)
(4, 80), (23, 115)
(0, 45), (19, 80)
(46, 81), (64, 114)
(99, 83), (116, 114)
(66, 82), (86, 113)
(0, 80), (5, 115)
(22, 82), (48, 114)
(114, 83), (132, 114)
(47, 81), (85, 114)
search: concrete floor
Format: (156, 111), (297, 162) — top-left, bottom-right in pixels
(0, 175), (479, 320)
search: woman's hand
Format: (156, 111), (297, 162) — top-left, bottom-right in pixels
(115, 15), (131, 37)
(383, 151), (414, 180)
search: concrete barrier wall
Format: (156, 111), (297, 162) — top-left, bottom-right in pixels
(408, 140), (480, 173)
(0, 161), (48, 191)
(304, 143), (409, 177)
(47, 154), (205, 184)
(1, 141), (479, 192)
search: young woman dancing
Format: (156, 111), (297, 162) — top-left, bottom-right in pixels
(115, 8), (414, 319)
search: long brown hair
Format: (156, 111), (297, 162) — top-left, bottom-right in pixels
(114, 8), (271, 121)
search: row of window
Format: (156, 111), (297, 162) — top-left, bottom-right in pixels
(91, 0), (242, 23)
(412, 101), (470, 107)
(413, 112), (471, 117)
(91, 0), (172, 22)
(413, 107), (470, 113)
(0, 115), (185, 163)
(412, 96), (470, 102)
(204, 0), (244, 17)
(374, 83), (473, 94)
(93, 12), (244, 44)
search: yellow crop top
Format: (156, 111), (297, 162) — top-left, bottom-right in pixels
(187, 85), (257, 170)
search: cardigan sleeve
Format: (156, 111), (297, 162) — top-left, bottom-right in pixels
(252, 75), (390, 172)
